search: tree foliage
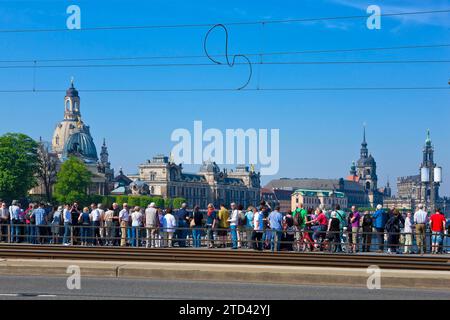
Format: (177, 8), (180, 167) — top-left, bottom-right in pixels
(54, 157), (92, 204)
(0, 133), (39, 202)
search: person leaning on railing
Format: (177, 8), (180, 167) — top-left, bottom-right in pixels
(191, 205), (204, 248)
(162, 208), (176, 248)
(205, 204), (217, 249)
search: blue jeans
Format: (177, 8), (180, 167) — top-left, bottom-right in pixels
(177, 222), (188, 247)
(230, 225), (238, 249)
(271, 229), (282, 252)
(27, 224), (36, 244)
(192, 227), (202, 248)
(131, 226), (140, 247)
(81, 225), (90, 244)
(63, 223), (71, 244)
(10, 222), (20, 243)
(432, 232), (443, 245)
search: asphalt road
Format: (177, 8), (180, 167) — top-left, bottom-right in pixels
(0, 275), (448, 300)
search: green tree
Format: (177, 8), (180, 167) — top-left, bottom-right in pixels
(172, 197), (186, 209)
(0, 133), (39, 202)
(153, 197), (165, 209)
(54, 157), (92, 204)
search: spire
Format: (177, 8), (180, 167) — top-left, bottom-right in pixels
(360, 123), (368, 158)
(70, 76), (75, 88)
(100, 138), (109, 165)
(362, 123), (367, 147)
(425, 129), (431, 147)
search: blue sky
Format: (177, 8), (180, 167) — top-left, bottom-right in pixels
(0, 0), (449, 195)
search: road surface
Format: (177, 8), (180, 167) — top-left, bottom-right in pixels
(0, 275), (448, 300)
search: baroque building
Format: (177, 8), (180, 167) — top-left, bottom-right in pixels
(384, 131), (449, 215)
(32, 80), (114, 196)
(116, 155), (261, 209)
(346, 127), (386, 207)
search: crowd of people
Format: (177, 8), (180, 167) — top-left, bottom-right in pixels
(0, 199), (448, 254)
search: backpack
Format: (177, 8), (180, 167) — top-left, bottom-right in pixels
(363, 214), (372, 225)
(238, 211), (246, 226)
(293, 209), (303, 227)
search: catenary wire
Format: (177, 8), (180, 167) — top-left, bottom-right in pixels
(0, 9), (448, 33)
(0, 44), (448, 64)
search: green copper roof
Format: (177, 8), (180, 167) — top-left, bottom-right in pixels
(292, 189), (346, 198)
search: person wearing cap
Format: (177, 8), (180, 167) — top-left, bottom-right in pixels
(145, 202), (159, 248)
(327, 211), (341, 253)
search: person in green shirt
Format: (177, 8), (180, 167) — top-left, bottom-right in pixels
(292, 204), (308, 229)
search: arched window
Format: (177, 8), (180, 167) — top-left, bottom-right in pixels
(366, 169), (371, 176)
(366, 181), (371, 190)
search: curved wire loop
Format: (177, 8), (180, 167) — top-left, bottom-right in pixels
(204, 24), (253, 90)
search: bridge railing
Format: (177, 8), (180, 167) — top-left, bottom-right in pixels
(0, 223), (448, 253)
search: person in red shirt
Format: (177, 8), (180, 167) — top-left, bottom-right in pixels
(429, 209), (446, 254)
(310, 208), (328, 250)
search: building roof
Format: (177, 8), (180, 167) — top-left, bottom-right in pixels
(265, 178), (341, 190)
(62, 130), (98, 162)
(265, 178), (365, 193)
(293, 189), (346, 198)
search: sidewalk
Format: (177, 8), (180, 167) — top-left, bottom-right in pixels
(0, 258), (448, 290)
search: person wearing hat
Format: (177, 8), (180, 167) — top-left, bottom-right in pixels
(145, 202), (159, 248)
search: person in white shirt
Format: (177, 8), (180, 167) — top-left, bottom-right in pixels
(252, 208), (264, 251)
(90, 203), (102, 246)
(162, 208), (176, 248)
(404, 212), (413, 254)
(119, 203), (130, 247)
(227, 203), (239, 249)
(62, 204), (72, 245)
(414, 204), (428, 254)
(131, 206), (143, 247)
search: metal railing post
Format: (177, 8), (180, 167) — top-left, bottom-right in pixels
(7, 224), (11, 243)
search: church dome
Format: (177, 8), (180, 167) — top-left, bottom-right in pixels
(62, 130), (98, 162)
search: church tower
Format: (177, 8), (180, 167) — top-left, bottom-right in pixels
(52, 79), (94, 159)
(356, 126), (378, 192)
(64, 78), (81, 121)
(100, 138), (109, 165)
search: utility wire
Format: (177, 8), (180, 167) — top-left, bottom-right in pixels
(1, 43), (448, 64)
(0, 87), (448, 93)
(1, 60), (449, 69)
(0, 9), (449, 33)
